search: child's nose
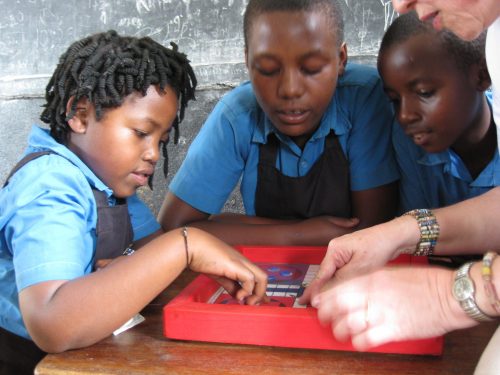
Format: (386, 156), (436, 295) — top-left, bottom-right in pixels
(144, 143), (160, 163)
(397, 98), (419, 125)
(278, 69), (304, 99)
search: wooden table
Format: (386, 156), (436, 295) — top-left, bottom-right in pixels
(35, 270), (498, 375)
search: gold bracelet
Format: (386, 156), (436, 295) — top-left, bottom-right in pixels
(403, 209), (440, 256)
(182, 227), (190, 268)
(482, 251), (500, 314)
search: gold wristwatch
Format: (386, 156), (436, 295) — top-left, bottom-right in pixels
(452, 262), (494, 322)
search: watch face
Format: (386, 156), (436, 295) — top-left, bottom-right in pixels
(453, 278), (474, 301)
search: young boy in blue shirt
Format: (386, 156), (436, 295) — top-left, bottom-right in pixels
(159, 0), (400, 246)
(377, 11), (497, 214)
(0, 30), (267, 375)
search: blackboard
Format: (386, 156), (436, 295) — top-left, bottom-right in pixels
(0, 0), (397, 98)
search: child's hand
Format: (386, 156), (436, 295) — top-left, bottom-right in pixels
(186, 228), (268, 305)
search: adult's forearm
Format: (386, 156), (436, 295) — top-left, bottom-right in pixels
(434, 187), (500, 254)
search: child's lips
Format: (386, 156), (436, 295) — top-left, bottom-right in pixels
(411, 132), (431, 146)
(131, 171), (151, 186)
(276, 109), (309, 125)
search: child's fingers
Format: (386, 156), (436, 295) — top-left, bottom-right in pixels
(245, 293), (270, 306)
(212, 276), (241, 296)
(243, 260), (268, 296)
(215, 256), (268, 303)
(331, 217), (360, 228)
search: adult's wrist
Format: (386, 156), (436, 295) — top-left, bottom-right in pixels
(437, 267), (480, 331)
(400, 209), (439, 256)
(470, 261), (499, 318)
(393, 215), (422, 257)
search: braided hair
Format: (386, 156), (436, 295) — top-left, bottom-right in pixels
(41, 30), (197, 179)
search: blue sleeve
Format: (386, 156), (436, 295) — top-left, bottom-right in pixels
(345, 74), (400, 191)
(127, 194), (160, 240)
(169, 99), (248, 214)
(392, 121), (431, 214)
(3, 157), (95, 291)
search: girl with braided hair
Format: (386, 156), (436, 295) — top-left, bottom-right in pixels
(0, 30), (267, 375)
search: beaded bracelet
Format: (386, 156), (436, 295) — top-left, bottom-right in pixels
(403, 209), (440, 256)
(482, 251), (500, 314)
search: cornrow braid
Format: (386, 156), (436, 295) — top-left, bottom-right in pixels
(41, 30), (197, 179)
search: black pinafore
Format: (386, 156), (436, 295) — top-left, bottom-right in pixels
(254, 131), (351, 219)
(0, 151), (133, 375)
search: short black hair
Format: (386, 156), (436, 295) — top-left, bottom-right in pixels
(243, 0), (344, 49)
(41, 30), (197, 179)
(378, 11), (486, 73)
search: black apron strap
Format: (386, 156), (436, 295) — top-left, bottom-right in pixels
(93, 190), (134, 264)
(255, 131), (351, 219)
(3, 151), (53, 188)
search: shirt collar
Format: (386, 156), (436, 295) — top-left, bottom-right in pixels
(252, 94), (350, 145)
(417, 146), (500, 187)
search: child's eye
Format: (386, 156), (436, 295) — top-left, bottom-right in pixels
(301, 66), (322, 75)
(256, 67), (279, 77)
(134, 129), (148, 138)
(417, 89), (435, 98)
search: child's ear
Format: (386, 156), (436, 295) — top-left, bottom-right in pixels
(66, 96), (91, 134)
(474, 60), (491, 91)
(337, 42), (348, 76)
(244, 48), (249, 70)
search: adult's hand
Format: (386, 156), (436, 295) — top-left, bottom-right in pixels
(311, 265), (474, 350)
(299, 216), (420, 305)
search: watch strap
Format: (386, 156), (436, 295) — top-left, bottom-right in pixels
(454, 262), (494, 322)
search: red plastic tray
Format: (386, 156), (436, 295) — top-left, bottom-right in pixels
(163, 246), (443, 355)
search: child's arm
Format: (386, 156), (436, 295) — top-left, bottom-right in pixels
(160, 192), (360, 246)
(350, 181), (399, 230)
(18, 227), (267, 353)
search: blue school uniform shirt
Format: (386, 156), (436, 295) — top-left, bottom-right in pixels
(393, 93), (500, 214)
(0, 125), (160, 339)
(170, 63), (399, 215)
